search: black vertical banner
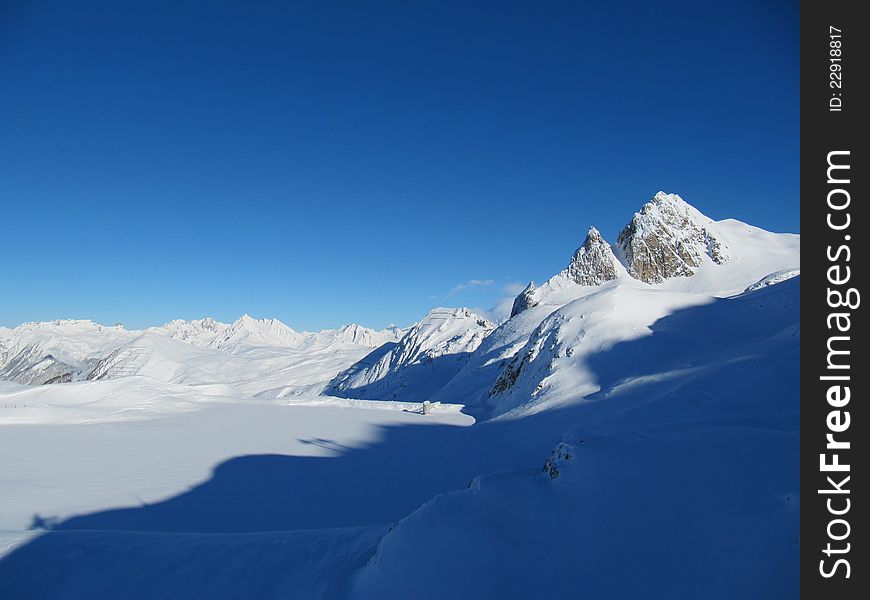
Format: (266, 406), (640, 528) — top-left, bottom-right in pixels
(802, 0), (867, 597)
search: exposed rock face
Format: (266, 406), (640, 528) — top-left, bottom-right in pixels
(489, 314), (560, 400)
(510, 282), (538, 318)
(616, 192), (729, 284)
(543, 442), (576, 480)
(565, 227), (619, 286)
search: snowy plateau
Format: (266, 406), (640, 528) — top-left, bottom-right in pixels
(0, 192), (800, 599)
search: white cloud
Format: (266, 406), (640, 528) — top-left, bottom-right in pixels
(501, 281), (527, 296)
(448, 278), (495, 296)
(474, 281), (527, 323)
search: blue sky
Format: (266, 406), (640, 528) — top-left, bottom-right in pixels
(0, 0), (798, 330)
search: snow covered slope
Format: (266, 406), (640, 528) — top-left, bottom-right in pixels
(0, 321), (137, 385)
(432, 192), (798, 416)
(514, 192), (798, 318)
(511, 226), (624, 318)
(87, 332), (243, 385)
(84, 330), (399, 398)
(327, 308), (495, 402)
(0, 277), (800, 599)
(347, 277), (800, 599)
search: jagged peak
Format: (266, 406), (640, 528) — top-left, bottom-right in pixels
(653, 190), (684, 203)
(509, 226), (621, 319)
(634, 191), (710, 225)
(617, 191), (730, 284)
(160, 316), (226, 329)
(335, 322), (403, 338)
(563, 225), (621, 286)
(509, 191), (733, 317)
(584, 225), (603, 242)
(510, 282), (538, 318)
(397, 308), (495, 349)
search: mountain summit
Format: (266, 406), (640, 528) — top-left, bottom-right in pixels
(509, 192), (739, 318)
(616, 191), (729, 284)
(510, 226), (622, 318)
(565, 226), (620, 286)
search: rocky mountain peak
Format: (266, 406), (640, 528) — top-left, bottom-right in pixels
(565, 226), (619, 286)
(510, 282), (538, 318)
(616, 192), (729, 284)
(510, 226), (620, 319)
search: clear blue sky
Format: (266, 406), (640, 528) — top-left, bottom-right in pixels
(0, 0), (798, 330)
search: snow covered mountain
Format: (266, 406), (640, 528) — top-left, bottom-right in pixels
(430, 192), (798, 416)
(207, 316), (403, 354)
(0, 192), (797, 406)
(511, 192), (796, 321)
(349, 278), (800, 600)
(211, 315), (306, 353)
(319, 323), (406, 349)
(0, 190), (800, 598)
(83, 325), (406, 398)
(148, 318), (230, 347)
(511, 226), (624, 318)
(0, 315), (404, 390)
(565, 226), (621, 286)
(0, 320), (137, 385)
(327, 308), (495, 402)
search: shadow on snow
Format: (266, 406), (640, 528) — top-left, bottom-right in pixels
(0, 278), (800, 598)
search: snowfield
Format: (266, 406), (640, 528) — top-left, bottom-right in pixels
(0, 387), (472, 533)
(0, 193), (799, 598)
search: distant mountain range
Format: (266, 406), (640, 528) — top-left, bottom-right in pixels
(0, 315), (405, 389)
(1, 191), (799, 416)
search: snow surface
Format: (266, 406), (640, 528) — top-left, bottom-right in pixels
(0, 193), (800, 598)
(346, 278), (799, 599)
(745, 268), (801, 292)
(0, 384), (471, 532)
